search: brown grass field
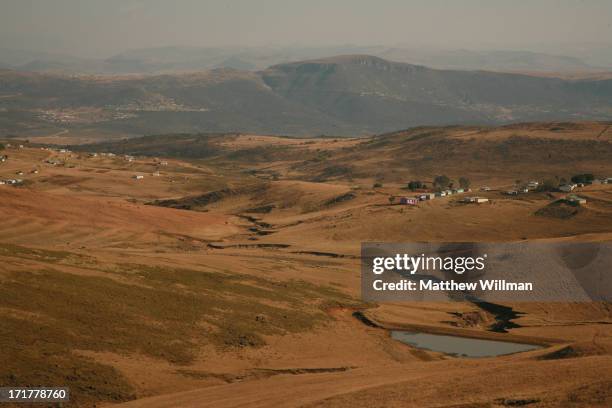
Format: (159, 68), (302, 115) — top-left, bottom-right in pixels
(1, 122), (611, 407)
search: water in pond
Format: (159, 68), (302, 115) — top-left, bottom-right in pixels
(391, 331), (541, 358)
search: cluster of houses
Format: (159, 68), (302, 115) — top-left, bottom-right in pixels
(503, 181), (540, 195)
(3, 143), (24, 149)
(392, 175), (612, 208)
(40, 147), (71, 154)
(506, 179), (599, 206)
(88, 152), (117, 158)
(397, 187), (489, 206)
(76, 150), (167, 180)
(501, 179), (601, 197)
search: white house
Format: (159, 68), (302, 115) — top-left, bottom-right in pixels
(559, 184), (577, 192)
(567, 195), (587, 205)
(133, 175), (144, 180)
(464, 196), (489, 204)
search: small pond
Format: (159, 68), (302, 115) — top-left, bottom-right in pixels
(391, 331), (542, 358)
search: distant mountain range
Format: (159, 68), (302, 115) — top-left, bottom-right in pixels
(1, 55), (611, 136)
(2, 45), (612, 75)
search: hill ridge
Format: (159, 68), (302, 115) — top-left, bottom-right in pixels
(1, 55), (611, 137)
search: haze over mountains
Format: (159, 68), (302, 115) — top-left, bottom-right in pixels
(2, 45), (612, 75)
(1, 54), (611, 136)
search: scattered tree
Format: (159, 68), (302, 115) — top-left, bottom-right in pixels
(373, 182), (383, 188)
(407, 180), (423, 191)
(459, 177), (471, 189)
(433, 175), (450, 190)
(538, 178), (558, 192)
(571, 173), (595, 184)
(388, 196), (396, 205)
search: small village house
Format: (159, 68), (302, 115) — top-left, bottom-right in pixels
(464, 196), (489, 204)
(527, 181), (539, 189)
(419, 193), (435, 201)
(567, 195), (587, 205)
(399, 197), (418, 205)
(559, 184), (577, 192)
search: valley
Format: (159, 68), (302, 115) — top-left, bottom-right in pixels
(1, 122), (611, 407)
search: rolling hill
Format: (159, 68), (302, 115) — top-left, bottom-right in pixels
(1, 55), (611, 137)
(2, 121), (612, 407)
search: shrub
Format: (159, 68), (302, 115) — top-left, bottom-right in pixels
(433, 175), (450, 190)
(407, 180), (423, 191)
(570, 173), (595, 184)
(538, 178), (558, 192)
(459, 177), (471, 189)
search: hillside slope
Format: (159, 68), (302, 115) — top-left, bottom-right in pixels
(262, 55), (612, 132)
(1, 55), (611, 137)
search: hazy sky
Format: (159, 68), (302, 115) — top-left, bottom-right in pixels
(1, 0), (611, 57)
